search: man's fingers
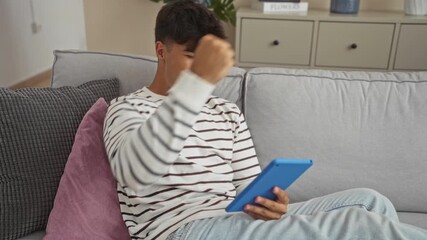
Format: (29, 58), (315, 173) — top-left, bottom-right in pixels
(244, 204), (281, 220)
(243, 188), (290, 221)
(245, 210), (268, 221)
(273, 187), (289, 205)
(251, 187), (289, 215)
(254, 196), (287, 215)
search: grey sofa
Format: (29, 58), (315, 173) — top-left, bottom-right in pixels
(18, 50), (427, 239)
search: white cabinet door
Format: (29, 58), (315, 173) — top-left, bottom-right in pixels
(316, 22), (395, 69)
(240, 18), (314, 66)
(394, 24), (427, 70)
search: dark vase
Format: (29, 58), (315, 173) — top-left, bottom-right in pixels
(330, 0), (360, 14)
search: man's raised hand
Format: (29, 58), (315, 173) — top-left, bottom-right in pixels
(190, 34), (235, 85)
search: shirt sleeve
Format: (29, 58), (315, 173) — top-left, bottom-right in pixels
(103, 70), (215, 192)
(230, 111), (261, 195)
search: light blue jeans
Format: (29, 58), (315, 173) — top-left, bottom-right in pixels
(167, 188), (427, 240)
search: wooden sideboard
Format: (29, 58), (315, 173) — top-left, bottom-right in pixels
(235, 8), (427, 71)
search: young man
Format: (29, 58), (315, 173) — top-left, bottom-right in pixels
(103, 1), (427, 239)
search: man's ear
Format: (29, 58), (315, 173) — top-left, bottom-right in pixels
(155, 41), (166, 60)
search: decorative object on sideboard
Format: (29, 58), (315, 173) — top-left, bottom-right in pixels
(259, 0), (300, 2)
(404, 0), (427, 15)
(330, 0), (360, 14)
(251, 0), (309, 13)
(150, 0), (236, 26)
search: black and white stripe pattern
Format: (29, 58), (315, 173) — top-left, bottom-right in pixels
(103, 71), (261, 240)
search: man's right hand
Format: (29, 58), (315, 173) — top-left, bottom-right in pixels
(190, 34), (235, 85)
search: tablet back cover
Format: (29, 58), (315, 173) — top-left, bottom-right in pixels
(226, 159), (312, 212)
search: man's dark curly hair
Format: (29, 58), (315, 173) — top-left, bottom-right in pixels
(155, 0), (226, 52)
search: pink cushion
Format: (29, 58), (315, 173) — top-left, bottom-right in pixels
(45, 98), (130, 240)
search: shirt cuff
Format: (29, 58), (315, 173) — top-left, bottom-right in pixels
(169, 70), (216, 111)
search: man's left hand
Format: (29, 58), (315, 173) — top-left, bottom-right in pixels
(244, 186), (289, 221)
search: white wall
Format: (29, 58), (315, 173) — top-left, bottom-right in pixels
(84, 0), (404, 57)
(0, 0), (87, 87)
(84, 0), (161, 56)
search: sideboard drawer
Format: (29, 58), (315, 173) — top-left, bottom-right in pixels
(315, 22), (395, 69)
(394, 24), (427, 70)
(239, 18), (314, 66)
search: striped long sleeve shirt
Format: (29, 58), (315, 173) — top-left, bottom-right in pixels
(103, 70), (261, 240)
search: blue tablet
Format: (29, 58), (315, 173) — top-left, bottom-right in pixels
(226, 158), (313, 212)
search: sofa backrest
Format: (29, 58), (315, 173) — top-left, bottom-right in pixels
(52, 50), (246, 109)
(244, 67), (427, 213)
(52, 50), (427, 214)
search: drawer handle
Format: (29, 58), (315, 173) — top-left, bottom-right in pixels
(350, 43), (358, 49)
(272, 40), (280, 46)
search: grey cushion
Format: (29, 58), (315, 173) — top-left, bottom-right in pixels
(244, 67), (427, 214)
(52, 50), (246, 109)
(0, 79), (119, 240)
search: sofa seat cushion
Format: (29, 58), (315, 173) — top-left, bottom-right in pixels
(397, 212), (427, 230)
(16, 212), (426, 240)
(244, 67), (427, 214)
(0, 79), (119, 239)
(15, 231), (45, 240)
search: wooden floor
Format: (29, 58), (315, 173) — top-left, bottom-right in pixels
(10, 69), (52, 90)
